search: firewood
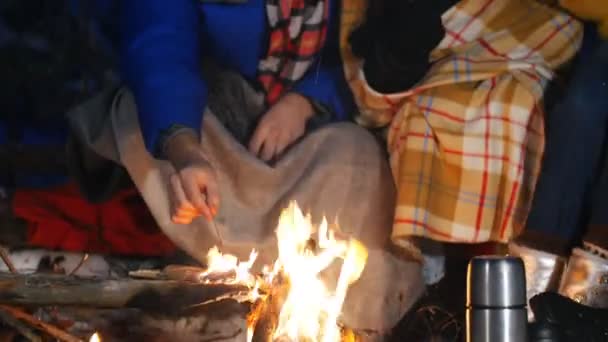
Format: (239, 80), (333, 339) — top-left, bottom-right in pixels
(31, 306), (250, 342)
(129, 265), (240, 283)
(0, 248), (16, 274)
(0, 307), (42, 342)
(127, 269), (165, 280)
(0, 273), (250, 312)
(163, 265), (210, 282)
(249, 276), (290, 342)
(0, 305), (81, 342)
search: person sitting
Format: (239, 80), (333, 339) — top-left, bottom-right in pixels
(1, 0), (426, 335)
(509, 1), (608, 317)
(340, 0), (582, 273)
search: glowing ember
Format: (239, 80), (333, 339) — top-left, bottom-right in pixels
(89, 332), (100, 342)
(202, 201), (368, 342)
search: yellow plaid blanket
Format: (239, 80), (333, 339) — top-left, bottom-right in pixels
(340, 0), (582, 243)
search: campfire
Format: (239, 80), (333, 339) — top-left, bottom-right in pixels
(89, 332), (100, 342)
(201, 201), (368, 342)
(0, 201), (368, 342)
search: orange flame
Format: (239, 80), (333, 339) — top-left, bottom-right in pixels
(199, 247), (258, 286)
(272, 202), (368, 342)
(201, 201), (367, 342)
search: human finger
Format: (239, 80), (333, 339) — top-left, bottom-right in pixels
(182, 173), (213, 220)
(204, 174), (220, 217)
(173, 205), (200, 223)
(170, 174), (198, 220)
(260, 132), (278, 161)
(171, 214), (194, 225)
(274, 132), (294, 158)
(176, 207), (199, 217)
(249, 122), (268, 156)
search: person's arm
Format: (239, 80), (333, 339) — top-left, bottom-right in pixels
(121, 0), (218, 224)
(120, 0), (207, 156)
(248, 0), (355, 161)
(248, 65), (356, 161)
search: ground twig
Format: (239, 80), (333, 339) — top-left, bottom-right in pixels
(0, 248), (16, 274)
(0, 305), (82, 342)
(69, 253), (89, 276)
(0, 308), (42, 342)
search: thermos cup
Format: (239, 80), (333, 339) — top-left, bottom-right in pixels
(466, 256), (528, 342)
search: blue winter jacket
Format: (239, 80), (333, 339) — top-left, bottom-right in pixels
(0, 0), (354, 187)
(117, 0), (354, 152)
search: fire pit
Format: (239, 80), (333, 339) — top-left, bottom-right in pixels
(0, 202), (369, 342)
(243, 201), (367, 342)
(181, 201), (368, 342)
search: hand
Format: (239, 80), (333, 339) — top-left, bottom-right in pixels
(249, 92), (314, 161)
(165, 131), (219, 224)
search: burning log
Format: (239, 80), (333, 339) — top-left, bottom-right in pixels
(0, 202), (370, 342)
(243, 202), (369, 342)
(32, 305), (250, 342)
(129, 265), (239, 284)
(0, 273), (250, 312)
(248, 275), (290, 342)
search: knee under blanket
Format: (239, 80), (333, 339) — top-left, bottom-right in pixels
(65, 78), (424, 332)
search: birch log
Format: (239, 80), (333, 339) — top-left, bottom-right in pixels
(0, 273), (249, 311)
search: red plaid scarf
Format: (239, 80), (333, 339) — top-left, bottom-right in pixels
(258, 0), (329, 105)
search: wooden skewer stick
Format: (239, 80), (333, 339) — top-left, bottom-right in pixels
(69, 253), (89, 276)
(0, 248), (16, 274)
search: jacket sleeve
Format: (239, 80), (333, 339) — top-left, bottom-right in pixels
(120, 0), (207, 155)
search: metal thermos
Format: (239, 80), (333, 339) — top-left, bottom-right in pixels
(466, 256), (528, 342)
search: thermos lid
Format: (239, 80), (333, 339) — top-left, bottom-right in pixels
(466, 256), (527, 307)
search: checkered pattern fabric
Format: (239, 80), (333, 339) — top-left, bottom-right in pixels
(340, 0), (583, 243)
(258, 0), (328, 105)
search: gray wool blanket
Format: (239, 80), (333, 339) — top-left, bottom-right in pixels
(65, 72), (424, 333)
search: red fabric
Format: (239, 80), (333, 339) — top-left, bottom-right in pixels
(12, 183), (176, 256)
